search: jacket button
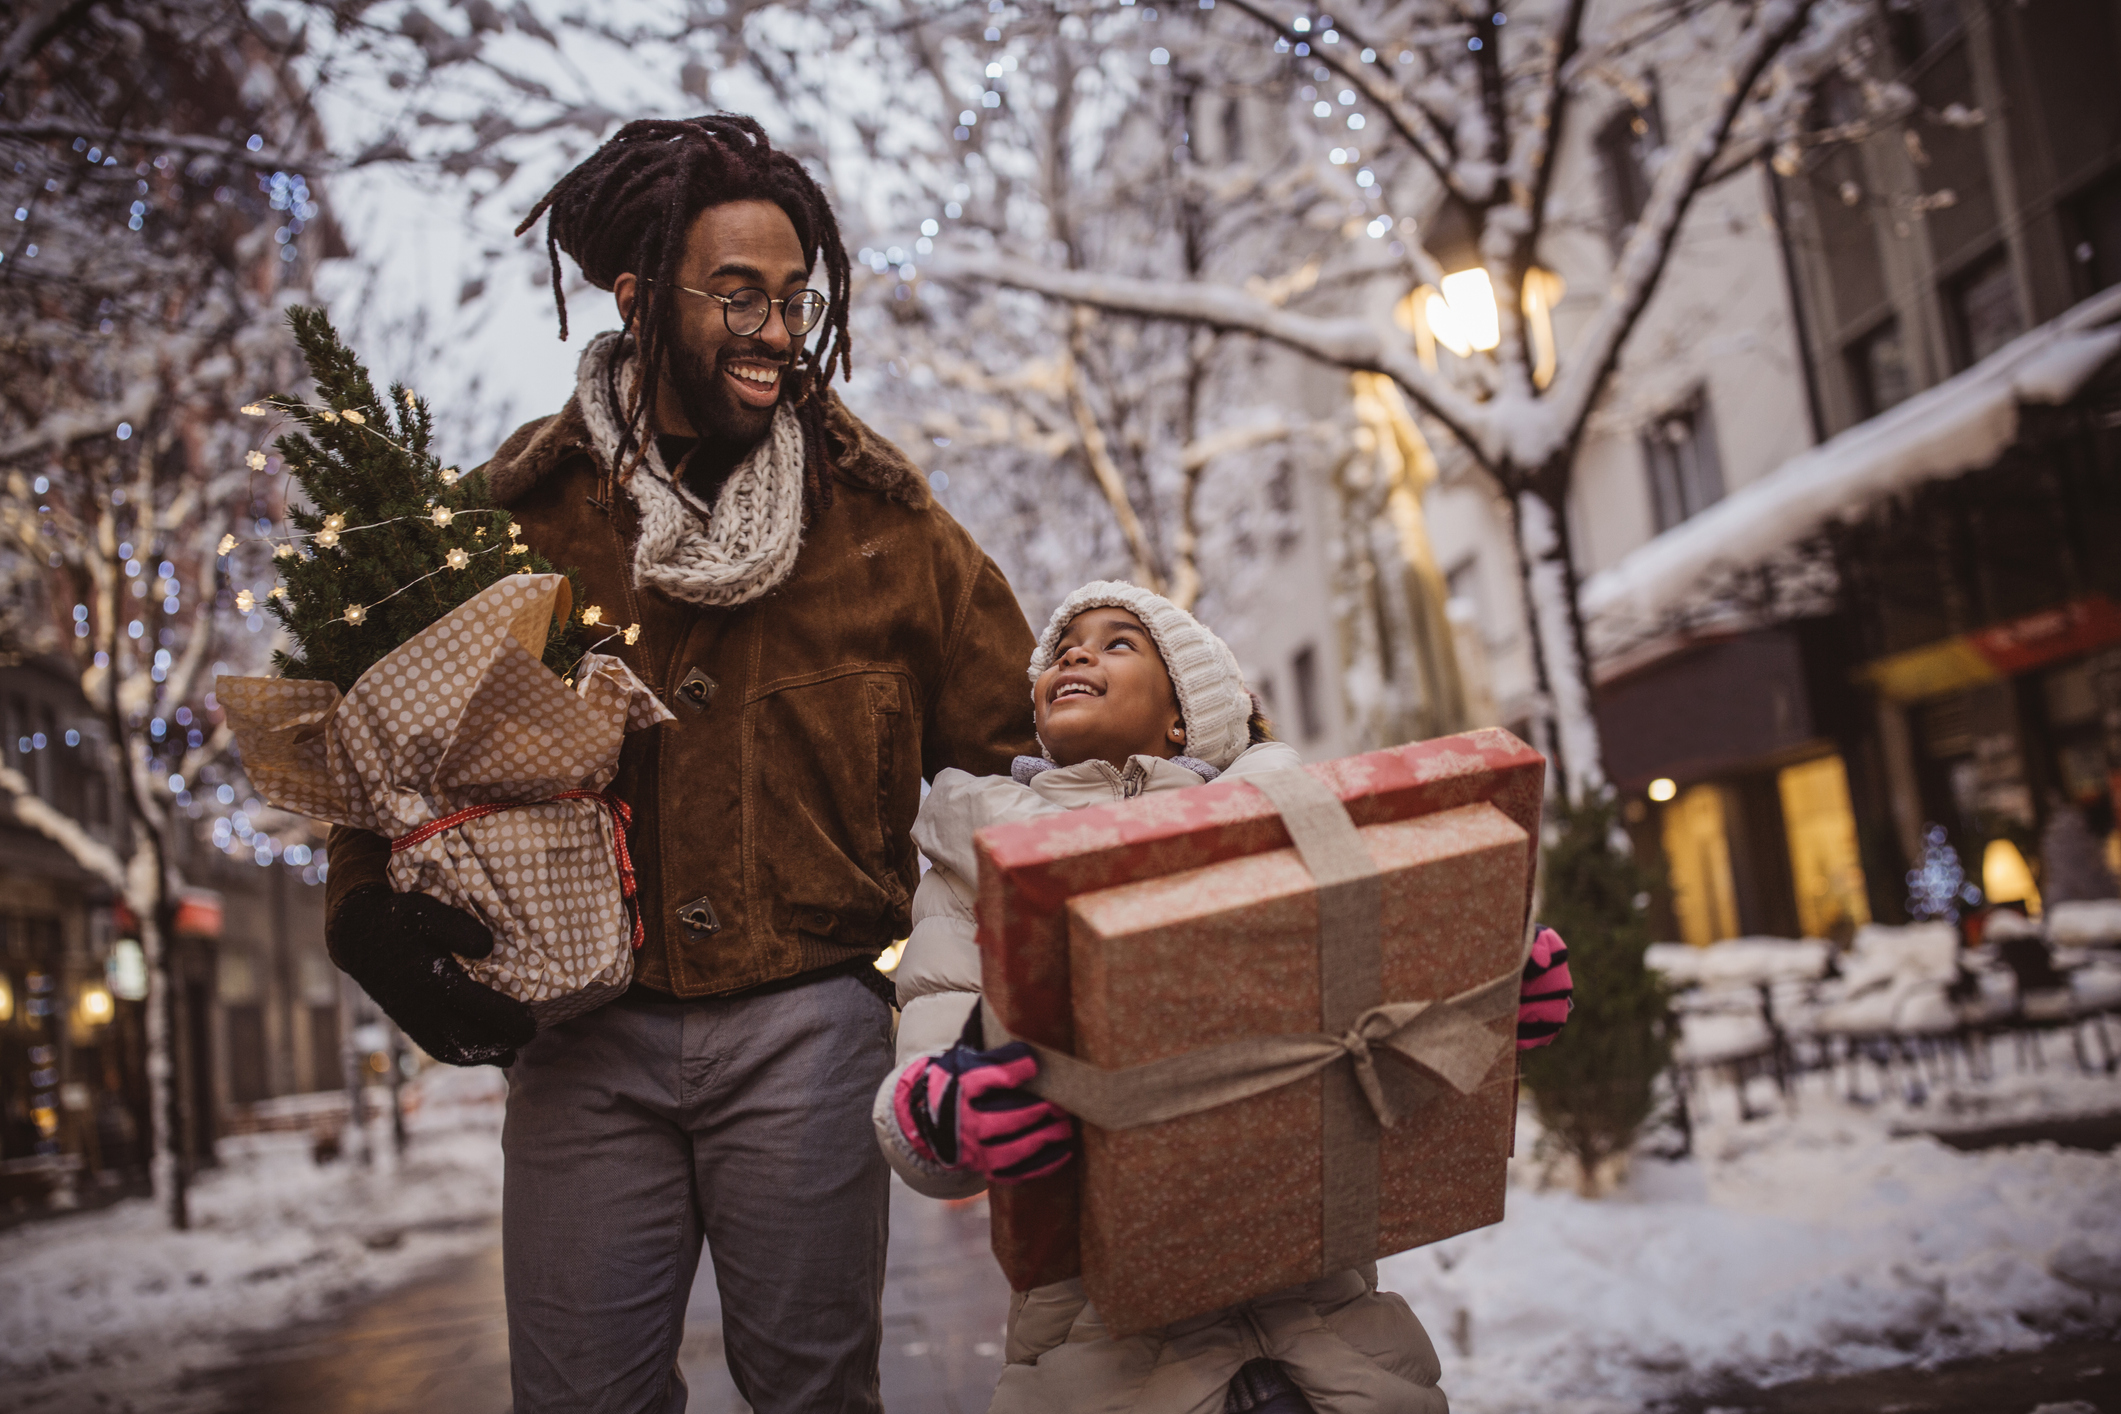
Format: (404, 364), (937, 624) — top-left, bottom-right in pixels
(678, 668), (717, 712)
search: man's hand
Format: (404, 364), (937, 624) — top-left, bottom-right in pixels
(891, 1040), (1076, 1184)
(327, 885), (536, 1067)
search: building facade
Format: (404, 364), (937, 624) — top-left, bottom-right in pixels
(1425, 0), (2121, 944)
(0, 659), (337, 1217)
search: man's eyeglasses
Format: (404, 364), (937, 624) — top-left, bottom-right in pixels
(661, 282), (828, 338)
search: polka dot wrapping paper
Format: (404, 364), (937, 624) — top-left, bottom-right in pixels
(218, 573), (675, 1026)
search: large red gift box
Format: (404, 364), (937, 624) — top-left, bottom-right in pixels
(973, 728), (1544, 1335)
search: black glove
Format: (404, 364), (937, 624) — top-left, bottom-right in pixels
(327, 885), (536, 1067)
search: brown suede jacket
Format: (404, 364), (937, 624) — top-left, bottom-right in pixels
(325, 391), (1036, 997)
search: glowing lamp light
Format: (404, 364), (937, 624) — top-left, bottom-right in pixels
(446, 548), (469, 570)
(0, 974), (12, 1022)
(344, 603), (367, 625)
(80, 985), (114, 1025)
(1647, 777), (1678, 803)
(1982, 839), (2041, 915)
(1426, 269), (1502, 357)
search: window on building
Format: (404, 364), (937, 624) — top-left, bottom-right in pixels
(1805, 145), (1891, 331)
(1777, 755), (1872, 942)
(1846, 317), (1914, 419)
(1291, 644), (1323, 742)
(2019, 0), (2121, 194)
(1885, 0), (1964, 65)
(1595, 93), (1665, 239)
(1446, 557), (1482, 618)
(1642, 393), (1726, 533)
(2067, 167), (2121, 299)
(1660, 783), (1740, 946)
(1947, 251), (2025, 369)
(1915, 43), (2001, 273)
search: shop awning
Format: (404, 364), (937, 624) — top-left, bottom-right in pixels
(1581, 286), (2121, 640)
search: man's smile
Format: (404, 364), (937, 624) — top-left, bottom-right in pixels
(725, 357), (784, 407)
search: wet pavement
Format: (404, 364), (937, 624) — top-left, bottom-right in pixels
(198, 1173), (2121, 1414)
(210, 1178), (1010, 1413)
(1660, 1336), (2121, 1412)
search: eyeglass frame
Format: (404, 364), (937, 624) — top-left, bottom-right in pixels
(649, 279), (829, 338)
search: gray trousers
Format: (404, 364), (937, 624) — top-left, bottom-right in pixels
(502, 971), (894, 1414)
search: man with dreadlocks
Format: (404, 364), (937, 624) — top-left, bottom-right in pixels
(321, 115), (1038, 1412)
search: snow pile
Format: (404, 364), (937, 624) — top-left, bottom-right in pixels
(1645, 937), (1832, 988)
(1582, 285), (2121, 635)
(1379, 1067), (2121, 1412)
(2049, 900), (2121, 947)
(0, 1069), (505, 1407)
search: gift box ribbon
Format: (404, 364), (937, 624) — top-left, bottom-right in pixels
(983, 766), (1522, 1275)
(390, 789), (644, 950)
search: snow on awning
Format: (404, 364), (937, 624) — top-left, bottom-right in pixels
(1581, 286), (2121, 634)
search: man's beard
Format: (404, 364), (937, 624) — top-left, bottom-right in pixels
(666, 325), (784, 452)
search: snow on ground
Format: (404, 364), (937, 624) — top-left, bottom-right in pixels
(0, 1067), (506, 1413)
(3, 1056), (2116, 1414)
(1380, 1063), (2121, 1413)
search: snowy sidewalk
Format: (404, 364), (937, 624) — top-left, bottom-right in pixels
(1378, 1065), (2121, 1412)
(0, 1068), (508, 1414)
(2, 1061), (2116, 1413)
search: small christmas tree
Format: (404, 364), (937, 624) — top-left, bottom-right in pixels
(1518, 793), (1674, 1195)
(258, 306), (579, 692)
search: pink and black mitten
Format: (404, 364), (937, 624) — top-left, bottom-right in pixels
(1517, 927), (1574, 1051)
(892, 1041), (1076, 1184)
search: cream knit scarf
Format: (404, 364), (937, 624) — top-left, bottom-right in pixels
(576, 331), (807, 607)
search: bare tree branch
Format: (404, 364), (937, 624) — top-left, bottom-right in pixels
(1541, 0), (1820, 464)
(940, 252), (1491, 455)
(0, 764), (125, 889)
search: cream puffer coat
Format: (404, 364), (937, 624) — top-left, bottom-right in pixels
(872, 744), (1450, 1414)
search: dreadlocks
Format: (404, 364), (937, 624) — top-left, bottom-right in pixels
(515, 114), (854, 515)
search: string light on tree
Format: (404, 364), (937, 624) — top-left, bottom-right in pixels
(249, 307), (581, 688)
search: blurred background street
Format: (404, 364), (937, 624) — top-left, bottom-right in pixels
(7, 0), (2121, 1409)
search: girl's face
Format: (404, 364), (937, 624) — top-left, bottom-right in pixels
(1034, 607), (1185, 770)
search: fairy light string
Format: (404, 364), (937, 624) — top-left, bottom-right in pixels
(222, 391), (527, 629)
(223, 393), (620, 641)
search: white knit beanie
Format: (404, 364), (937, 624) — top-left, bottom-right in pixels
(1027, 580), (1254, 770)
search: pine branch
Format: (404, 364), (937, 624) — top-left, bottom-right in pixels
(260, 307), (581, 691)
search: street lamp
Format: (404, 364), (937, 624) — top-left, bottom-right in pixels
(1426, 269), (1501, 356)
(1403, 267), (1567, 387)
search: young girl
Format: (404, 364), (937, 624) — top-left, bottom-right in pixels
(874, 581), (1572, 1414)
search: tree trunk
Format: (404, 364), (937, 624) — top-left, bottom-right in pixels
(138, 897), (189, 1230)
(1514, 491), (1605, 800)
(1506, 492), (1568, 792)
